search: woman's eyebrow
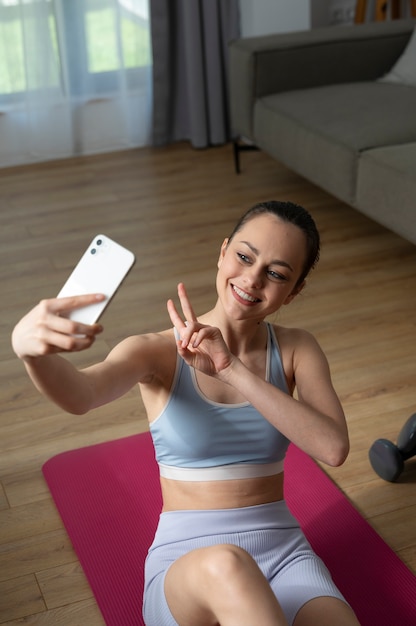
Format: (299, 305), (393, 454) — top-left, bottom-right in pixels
(239, 240), (294, 272)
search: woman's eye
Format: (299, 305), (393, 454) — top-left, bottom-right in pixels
(268, 270), (286, 281)
(237, 253), (250, 263)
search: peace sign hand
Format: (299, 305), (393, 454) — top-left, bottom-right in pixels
(167, 283), (234, 378)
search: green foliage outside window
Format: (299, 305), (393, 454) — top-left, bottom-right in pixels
(0, 5), (151, 96)
(86, 8), (151, 73)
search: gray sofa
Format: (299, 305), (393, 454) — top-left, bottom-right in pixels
(229, 18), (416, 245)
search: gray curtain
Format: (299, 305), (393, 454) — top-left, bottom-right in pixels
(150, 0), (240, 148)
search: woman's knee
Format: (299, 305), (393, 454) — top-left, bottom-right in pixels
(164, 545), (286, 626)
(165, 544), (254, 592)
(164, 545), (258, 625)
(201, 543), (256, 582)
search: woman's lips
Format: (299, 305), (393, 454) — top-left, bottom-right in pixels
(232, 284), (260, 304)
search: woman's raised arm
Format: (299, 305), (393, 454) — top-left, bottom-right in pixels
(12, 295), (163, 415)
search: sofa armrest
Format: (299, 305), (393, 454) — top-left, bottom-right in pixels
(229, 18), (415, 140)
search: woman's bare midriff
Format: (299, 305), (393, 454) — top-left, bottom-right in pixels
(160, 472), (285, 511)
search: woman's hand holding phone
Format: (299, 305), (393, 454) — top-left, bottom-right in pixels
(13, 234), (135, 360)
(11, 294), (105, 361)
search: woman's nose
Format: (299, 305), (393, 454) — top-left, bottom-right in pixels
(244, 266), (263, 288)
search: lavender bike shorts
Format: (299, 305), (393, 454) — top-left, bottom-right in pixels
(143, 500), (348, 625)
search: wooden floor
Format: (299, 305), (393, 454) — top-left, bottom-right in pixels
(0, 143), (415, 624)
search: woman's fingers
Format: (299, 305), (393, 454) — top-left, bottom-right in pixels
(167, 298), (186, 331)
(35, 326), (98, 354)
(45, 306), (102, 337)
(166, 284), (233, 375)
(177, 283), (197, 323)
(50, 293), (106, 316)
(39, 297), (103, 339)
(12, 296), (105, 360)
(167, 301), (196, 349)
(167, 284), (201, 347)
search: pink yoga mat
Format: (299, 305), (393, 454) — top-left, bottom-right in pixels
(43, 432), (416, 626)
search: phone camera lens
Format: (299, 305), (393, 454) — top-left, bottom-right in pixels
(91, 248), (97, 255)
(96, 239), (102, 246)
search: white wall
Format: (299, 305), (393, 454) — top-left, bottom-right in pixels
(238, 0), (360, 37)
(239, 0), (312, 37)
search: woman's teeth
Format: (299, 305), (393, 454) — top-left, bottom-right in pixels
(233, 285), (259, 302)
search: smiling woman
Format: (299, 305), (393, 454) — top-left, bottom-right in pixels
(12, 199), (359, 626)
(0, 0), (152, 167)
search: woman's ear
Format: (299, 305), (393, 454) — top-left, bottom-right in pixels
(217, 238), (229, 268)
(284, 280), (305, 305)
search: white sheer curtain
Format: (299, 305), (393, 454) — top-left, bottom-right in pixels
(0, 0), (152, 167)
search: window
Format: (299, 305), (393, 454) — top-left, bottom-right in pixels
(0, 0), (152, 104)
(0, 0), (60, 99)
(86, 0), (151, 72)
(0, 0), (152, 166)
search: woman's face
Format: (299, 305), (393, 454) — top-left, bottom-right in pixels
(216, 214), (307, 321)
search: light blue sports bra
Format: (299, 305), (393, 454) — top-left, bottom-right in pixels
(149, 323), (290, 481)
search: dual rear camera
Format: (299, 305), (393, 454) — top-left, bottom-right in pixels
(90, 239), (103, 255)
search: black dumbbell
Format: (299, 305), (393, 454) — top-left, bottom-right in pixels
(369, 413), (416, 482)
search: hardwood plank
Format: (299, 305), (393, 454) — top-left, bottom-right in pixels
(369, 504), (416, 555)
(2, 471), (54, 508)
(0, 483), (9, 512)
(36, 562), (93, 610)
(0, 575), (45, 622)
(345, 479), (416, 519)
(0, 500), (62, 546)
(398, 544), (416, 573)
(0, 530), (76, 582)
(0, 598), (104, 625)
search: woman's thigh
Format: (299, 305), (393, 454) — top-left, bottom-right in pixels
(294, 596), (360, 626)
(269, 550), (349, 625)
(163, 546), (219, 626)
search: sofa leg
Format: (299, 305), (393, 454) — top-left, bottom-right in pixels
(233, 139), (259, 174)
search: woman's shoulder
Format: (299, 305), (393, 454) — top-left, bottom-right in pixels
(269, 324), (329, 394)
(271, 322), (325, 363)
(271, 323), (316, 347)
(271, 323), (328, 371)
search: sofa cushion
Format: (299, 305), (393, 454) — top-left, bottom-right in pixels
(356, 143), (416, 245)
(379, 26), (416, 86)
(253, 82), (416, 205)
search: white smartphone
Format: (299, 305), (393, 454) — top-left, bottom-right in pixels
(57, 234), (135, 324)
